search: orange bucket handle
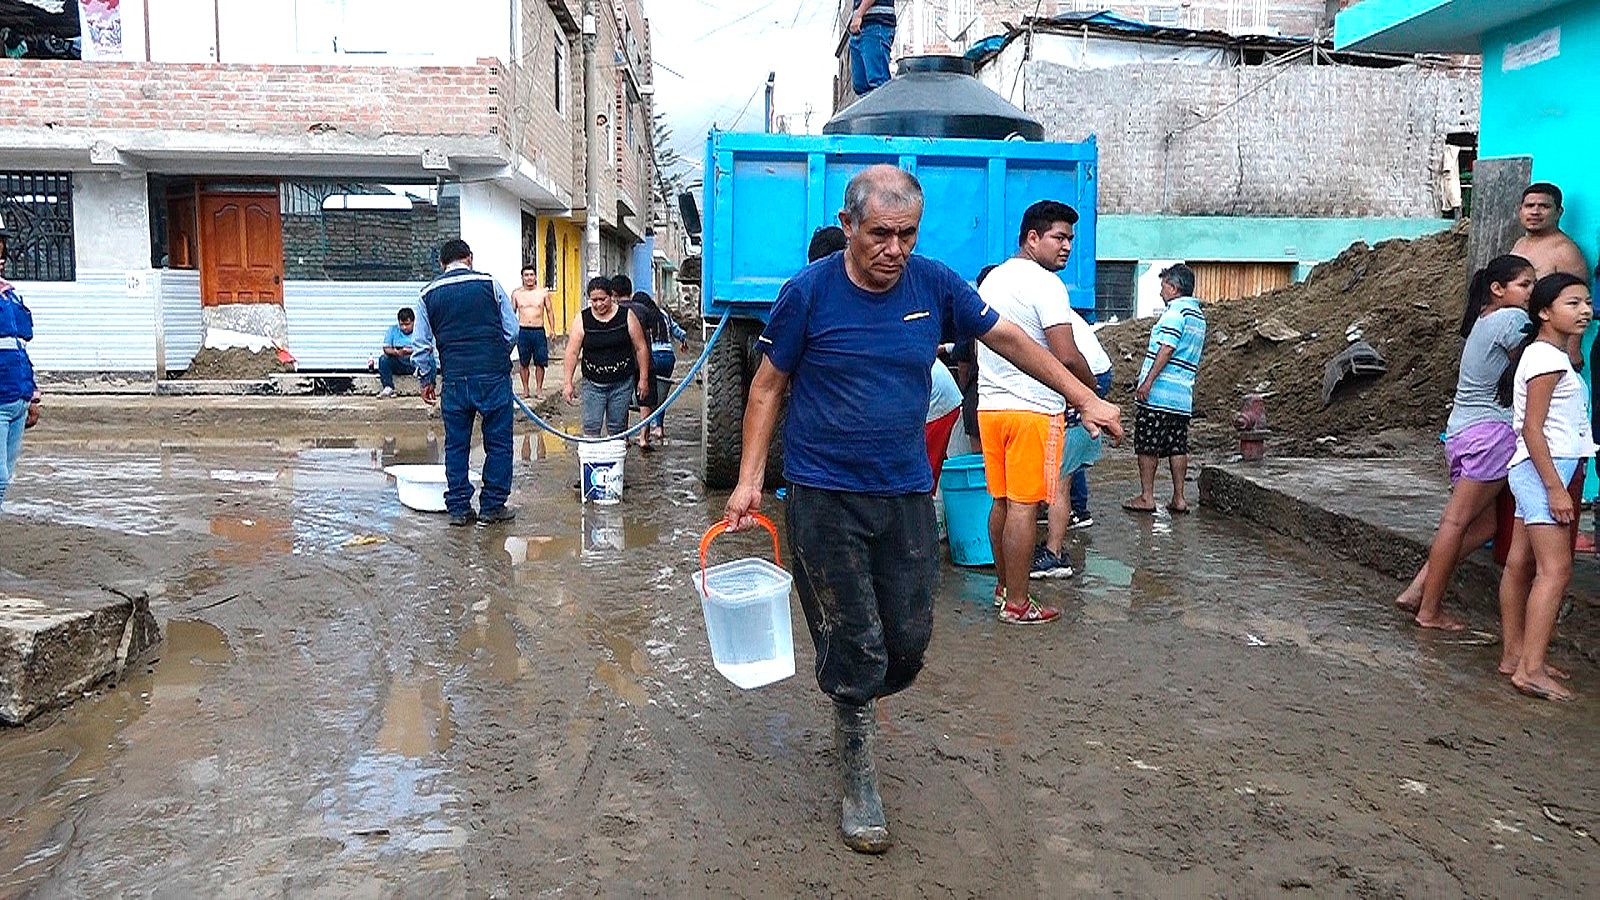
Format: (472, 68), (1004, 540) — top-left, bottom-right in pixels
(700, 513), (782, 575)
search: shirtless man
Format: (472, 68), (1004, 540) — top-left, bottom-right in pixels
(512, 265), (556, 397)
(1511, 183), (1590, 278)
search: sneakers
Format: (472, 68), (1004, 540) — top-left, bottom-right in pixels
(448, 510), (476, 527)
(1067, 510), (1093, 530)
(377, 386), (395, 398)
(993, 585), (1007, 609)
(1029, 545), (1075, 579)
(998, 596), (1061, 625)
(478, 506), (517, 525)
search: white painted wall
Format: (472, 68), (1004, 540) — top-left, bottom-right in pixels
(72, 173), (153, 271)
(129, 0), (511, 65)
(458, 182), (524, 291)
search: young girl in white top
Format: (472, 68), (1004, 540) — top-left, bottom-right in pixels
(1496, 272), (1596, 702)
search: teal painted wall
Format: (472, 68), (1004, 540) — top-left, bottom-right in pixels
(1480, 1), (1600, 500)
(1099, 215), (1450, 264)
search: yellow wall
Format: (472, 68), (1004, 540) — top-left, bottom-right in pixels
(536, 216), (584, 336)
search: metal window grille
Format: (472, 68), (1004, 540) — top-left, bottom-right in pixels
(0, 172), (75, 281)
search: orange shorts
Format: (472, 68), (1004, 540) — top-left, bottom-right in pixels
(977, 409), (1063, 504)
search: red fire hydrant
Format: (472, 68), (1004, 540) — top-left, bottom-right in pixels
(1235, 394), (1270, 462)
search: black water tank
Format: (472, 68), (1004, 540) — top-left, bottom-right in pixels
(823, 55), (1043, 141)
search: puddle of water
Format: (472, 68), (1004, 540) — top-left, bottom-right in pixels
(0, 619), (232, 887)
(373, 676), (453, 758)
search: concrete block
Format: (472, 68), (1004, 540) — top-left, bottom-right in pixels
(0, 584), (161, 725)
(1199, 458), (1499, 605)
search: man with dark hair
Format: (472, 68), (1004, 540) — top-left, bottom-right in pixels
(1512, 182), (1589, 279)
(513, 264), (555, 398)
(724, 165), (1121, 853)
(847, 0), (896, 96)
(1125, 263), (1205, 515)
(979, 199), (1095, 620)
(411, 239), (519, 526)
(376, 307), (416, 398)
(808, 225), (848, 261)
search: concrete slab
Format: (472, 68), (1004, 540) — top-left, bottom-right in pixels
(1200, 458), (1597, 615)
(0, 583), (161, 725)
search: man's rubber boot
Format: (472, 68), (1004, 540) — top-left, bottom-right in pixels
(833, 699), (891, 853)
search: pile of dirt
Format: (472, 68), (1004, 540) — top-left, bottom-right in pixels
(180, 347), (293, 380)
(1097, 223), (1469, 456)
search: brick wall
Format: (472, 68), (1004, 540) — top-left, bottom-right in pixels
(0, 59), (510, 144)
(510, 2), (580, 201)
(1024, 60), (1478, 217)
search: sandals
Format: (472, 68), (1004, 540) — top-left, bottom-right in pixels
(998, 596), (1061, 625)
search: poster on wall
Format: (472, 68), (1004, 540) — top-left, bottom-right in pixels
(77, 0), (121, 60)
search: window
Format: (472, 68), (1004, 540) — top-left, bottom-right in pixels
(278, 181), (460, 281)
(0, 172), (75, 281)
(1146, 4), (1182, 26)
(1094, 261), (1137, 324)
(554, 31), (568, 116)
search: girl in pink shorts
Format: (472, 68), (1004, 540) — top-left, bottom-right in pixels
(1395, 255), (1535, 631)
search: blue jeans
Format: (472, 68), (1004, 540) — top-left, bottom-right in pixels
(1069, 370), (1114, 514)
(377, 354), (415, 389)
(582, 378), (634, 437)
(0, 398), (28, 510)
(848, 22), (894, 95)
(440, 373), (514, 516)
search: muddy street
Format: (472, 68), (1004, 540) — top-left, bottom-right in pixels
(1, 403), (1597, 897)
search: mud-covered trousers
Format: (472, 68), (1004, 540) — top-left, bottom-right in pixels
(785, 485), (939, 707)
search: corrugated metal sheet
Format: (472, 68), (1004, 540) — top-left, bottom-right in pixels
(158, 270), (203, 373)
(1190, 262), (1294, 302)
(283, 280), (428, 369)
(15, 270), (160, 372)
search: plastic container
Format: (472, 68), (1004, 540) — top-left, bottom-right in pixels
(578, 439), (627, 504)
(385, 464), (449, 512)
(939, 453), (994, 566)
(693, 514), (795, 690)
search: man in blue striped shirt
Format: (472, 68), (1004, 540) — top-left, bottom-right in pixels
(1125, 264), (1206, 515)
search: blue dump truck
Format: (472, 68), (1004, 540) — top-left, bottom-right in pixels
(698, 56), (1098, 488)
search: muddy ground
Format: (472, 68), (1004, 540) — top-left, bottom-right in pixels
(1, 388), (1597, 896)
(1098, 226), (1470, 457)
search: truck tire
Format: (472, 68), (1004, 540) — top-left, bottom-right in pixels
(700, 319), (785, 490)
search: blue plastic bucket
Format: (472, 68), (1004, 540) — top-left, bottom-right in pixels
(939, 453), (993, 566)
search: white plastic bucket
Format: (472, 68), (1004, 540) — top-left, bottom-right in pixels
(578, 439), (627, 504)
(693, 514), (795, 690)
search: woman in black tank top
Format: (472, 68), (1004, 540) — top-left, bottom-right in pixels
(562, 277), (649, 437)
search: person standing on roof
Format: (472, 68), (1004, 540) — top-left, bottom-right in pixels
(848, 0), (896, 96)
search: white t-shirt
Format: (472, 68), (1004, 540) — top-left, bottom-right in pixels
(927, 360), (962, 423)
(1065, 305), (1112, 376)
(975, 257), (1074, 415)
(1510, 340), (1598, 466)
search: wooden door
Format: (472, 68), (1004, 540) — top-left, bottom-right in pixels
(1189, 262), (1294, 302)
(199, 191), (283, 306)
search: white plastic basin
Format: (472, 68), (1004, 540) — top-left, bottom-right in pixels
(384, 464), (465, 513)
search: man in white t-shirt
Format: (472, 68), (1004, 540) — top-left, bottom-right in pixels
(1041, 308), (1113, 561)
(977, 200), (1096, 624)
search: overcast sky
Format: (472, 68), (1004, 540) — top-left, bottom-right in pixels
(645, 0), (841, 185)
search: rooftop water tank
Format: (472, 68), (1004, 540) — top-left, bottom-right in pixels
(822, 55), (1043, 141)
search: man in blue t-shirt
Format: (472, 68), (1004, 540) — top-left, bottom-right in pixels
(722, 165), (1123, 854)
(376, 307), (416, 398)
(1125, 263), (1207, 515)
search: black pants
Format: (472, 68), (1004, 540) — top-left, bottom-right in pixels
(786, 485), (939, 706)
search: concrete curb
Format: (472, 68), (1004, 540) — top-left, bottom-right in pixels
(1199, 460), (1502, 612)
(1, 582), (162, 725)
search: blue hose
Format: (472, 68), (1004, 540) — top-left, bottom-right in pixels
(512, 314), (734, 444)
